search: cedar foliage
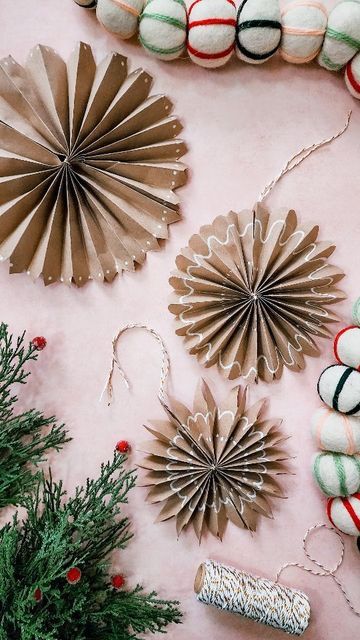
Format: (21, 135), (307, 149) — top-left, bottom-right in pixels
(0, 323), (68, 509)
(0, 454), (181, 639)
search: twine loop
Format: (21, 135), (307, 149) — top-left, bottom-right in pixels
(276, 523), (360, 617)
(258, 111), (352, 202)
(100, 323), (170, 406)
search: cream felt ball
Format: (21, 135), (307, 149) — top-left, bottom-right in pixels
(318, 0), (360, 71)
(327, 493), (360, 535)
(313, 451), (360, 497)
(97, 0), (144, 38)
(311, 406), (360, 454)
(352, 296), (360, 324)
(345, 52), (360, 99)
(317, 365), (360, 416)
(280, 1), (327, 64)
(188, 0), (237, 69)
(139, 0), (187, 60)
(334, 326), (360, 369)
(235, 0), (281, 64)
(74, 0), (97, 7)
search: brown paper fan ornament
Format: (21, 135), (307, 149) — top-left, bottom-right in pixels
(139, 380), (289, 541)
(0, 42), (187, 286)
(169, 116), (351, 383)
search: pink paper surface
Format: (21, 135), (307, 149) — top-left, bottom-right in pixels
(0, 1), (359, 638)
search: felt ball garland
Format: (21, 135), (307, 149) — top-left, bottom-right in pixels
(75, 0), (360, 99)
(312, 302), (360, 537)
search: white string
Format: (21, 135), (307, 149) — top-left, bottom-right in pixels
(100, 323), (170, 406)
(258, 111), (352, 202)
(275, 523), (360, 617)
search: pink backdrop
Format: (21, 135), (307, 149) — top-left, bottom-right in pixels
(0, 0), (359, 638)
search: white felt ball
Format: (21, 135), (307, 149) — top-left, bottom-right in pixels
(313, 451), (360, 497)
(188, 0), (236, 68)
(311, 406), (360, 454)
(97, 0), (143, 38)
(327, 493), (360, 535)
(74, 0), (97, 7)
(139, 0), (187, 60)
(280, 1), (327, 64)
(235, 0), (281, 65)
(334, 326), (360, 369)
(317, 365), (360, 416)
(318, 0), (360, 71)
(345, 51), (360, 99)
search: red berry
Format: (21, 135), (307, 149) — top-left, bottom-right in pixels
(116, 440), (131, 454)
(66, 567), (82, 584)
(34, 587), (42, 602)
(32, 336), (47, 351)
(111, 574), (125, 589)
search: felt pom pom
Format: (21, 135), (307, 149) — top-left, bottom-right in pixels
(74, 0), (98, 8)
(97, 0), (144, 39)
(317, 364), (360, 416)
(139, 0), (187, 60)
(313, 451), (360, 497)
(34, 587), (42, 602)
(235, 0), (281, 64)
(334, 326), (360, 369)
(111, 574), (125, 589)
(318, 0), (360, 71)
(345, 52), (360, 99)
(311, 406), (360, 454)
(327, 493), (360, 535)
(116, 440), (131, 453)
(352, 297), (360, 325)
(187, 0), (237, 68)
(66, 567), (82, 584)
(32, 336), (47, 351)
(280, 1), (327, 64)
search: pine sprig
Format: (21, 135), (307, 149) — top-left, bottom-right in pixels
(0, 323), (69, 509)
(0, 454), (182, 640)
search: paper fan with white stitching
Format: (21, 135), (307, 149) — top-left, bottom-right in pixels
(169, 204), (345, 383)
(0, 42), (187, 286)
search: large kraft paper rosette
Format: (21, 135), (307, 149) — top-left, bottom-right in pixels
(0, 42), (187, 286)
(169, 204), (345, 383)
(138, 381), (289, 541)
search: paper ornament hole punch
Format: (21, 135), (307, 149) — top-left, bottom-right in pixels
(101, 323), (290, 541)
(169, 113), (350, 383)
(0, 42), (187, 287)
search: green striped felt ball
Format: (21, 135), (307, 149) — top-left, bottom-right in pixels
(318, 0), (360, 71)
(139, 0), (187, 60)
(313, 451), (360, 497)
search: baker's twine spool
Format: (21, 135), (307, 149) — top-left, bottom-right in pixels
(195, 525), (360, 635)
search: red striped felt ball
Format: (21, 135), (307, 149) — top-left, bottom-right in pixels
(345, 52), (360, 99)
(327, 493), (360, 535)
(334, 325), (360, 370)
(187, 0), (237, 68)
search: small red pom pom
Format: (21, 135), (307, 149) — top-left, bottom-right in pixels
(32, 336), (47, 351)
(116, 440), (131, 454)
(111, 574), (125, 589)
(34, 587), (42, 602)
(66, 567), (82, 584)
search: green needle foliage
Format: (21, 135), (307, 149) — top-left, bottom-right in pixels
(0, 323), (69, 509)
(0, 454), (182, 640)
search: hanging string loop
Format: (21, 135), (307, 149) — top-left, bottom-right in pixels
(100, 323), (170, 406)
(258, 110), (352, 203)
(276, 523), (360, 617)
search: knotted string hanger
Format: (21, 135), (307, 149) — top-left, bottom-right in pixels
(258, 110), (352, 203)
(275, 523), (360, 617)
(100, 323), (170, 406)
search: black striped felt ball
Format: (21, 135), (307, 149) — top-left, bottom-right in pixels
(317, 364), (360, 416)
(74, 0), (98, 8)
(236, 0), (281, 64)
